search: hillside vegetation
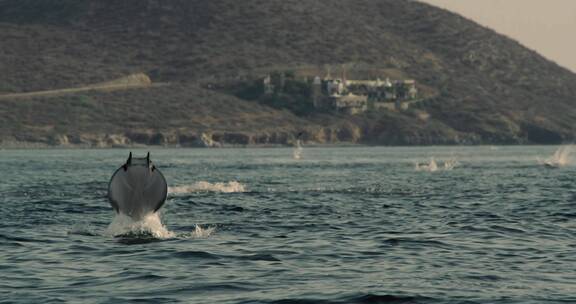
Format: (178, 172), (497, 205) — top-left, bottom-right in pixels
(1, 0), (575, 146)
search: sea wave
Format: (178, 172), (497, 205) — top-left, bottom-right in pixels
(243, 294), (437, 304)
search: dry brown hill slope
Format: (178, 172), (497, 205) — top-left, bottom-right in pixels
(0, 0), (575, 146)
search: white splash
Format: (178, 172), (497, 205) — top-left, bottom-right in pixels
(443, 157), (460, 170)
(415, 157), (438, 172)
(415, 157), (460, 172)
(189, 224), (216, 238)
(104, 213), (175, 239)
(169, 181), (246, 194)
(538, 145), (573, 168)
(293, 139), (303, 160)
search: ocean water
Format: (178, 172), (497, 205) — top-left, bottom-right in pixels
(1, 146), (575, 304)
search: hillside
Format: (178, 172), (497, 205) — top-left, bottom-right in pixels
(1, 0), (575, 147)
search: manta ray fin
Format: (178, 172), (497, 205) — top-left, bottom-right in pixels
(123, 152), (133, 171)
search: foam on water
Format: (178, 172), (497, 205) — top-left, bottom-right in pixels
(96, 214), (215, 240)
(105, 213), (175, 239)
(169, 181), (246, 194)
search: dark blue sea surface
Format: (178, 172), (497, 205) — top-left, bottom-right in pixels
(1, 146), (575, 303)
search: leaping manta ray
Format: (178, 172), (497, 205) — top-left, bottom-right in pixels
(107, 152), (168, 220)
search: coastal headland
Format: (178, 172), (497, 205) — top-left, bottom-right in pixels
(1, 0), (576, 147)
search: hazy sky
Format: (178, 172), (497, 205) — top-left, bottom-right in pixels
(420, 0), (576, 73)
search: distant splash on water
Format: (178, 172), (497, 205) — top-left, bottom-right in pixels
(538, 145), (573, 168)
(293, 139), (303, 160)
(415, 157), (459, 172)
(169, 181), (246, 194)
(442, 157), (460, 170)
(415, 157), (438, 172)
